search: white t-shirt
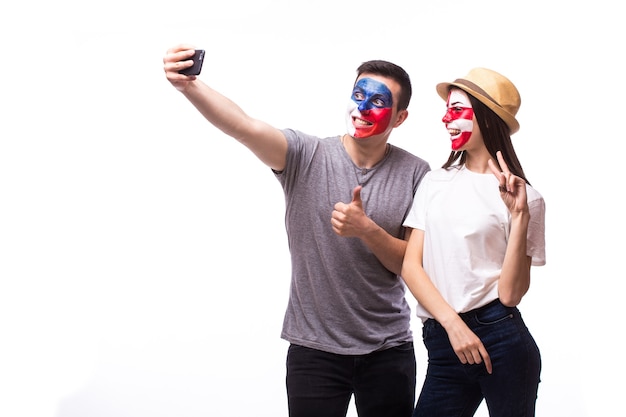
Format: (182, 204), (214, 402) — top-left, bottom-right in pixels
(403, 165), (546, 321)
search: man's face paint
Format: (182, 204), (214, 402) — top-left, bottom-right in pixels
(442, 88), (474, 150)
(345, 77), (394, 138)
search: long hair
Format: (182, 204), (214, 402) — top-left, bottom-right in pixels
(442, 93), (530, 185)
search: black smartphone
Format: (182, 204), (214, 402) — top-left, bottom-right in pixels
(178, 49), (205, 75)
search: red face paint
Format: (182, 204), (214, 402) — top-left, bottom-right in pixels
(351, 107), (393, 138)
(443, 89), (474, 150)
(346, 77), (394, 139)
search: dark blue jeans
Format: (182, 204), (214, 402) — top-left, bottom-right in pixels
(414, 299), (541, 417)
(286, 342), (416, 417)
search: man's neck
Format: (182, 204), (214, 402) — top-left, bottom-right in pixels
(341, 134), (390, 169)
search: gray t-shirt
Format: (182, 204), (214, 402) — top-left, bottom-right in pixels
(275, 129), (430, 355)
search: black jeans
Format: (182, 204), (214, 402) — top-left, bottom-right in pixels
(286, 342), (416, 417)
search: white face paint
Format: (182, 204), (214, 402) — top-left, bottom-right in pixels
(345, 77), (394, 139)
(443, 89), (474, 150)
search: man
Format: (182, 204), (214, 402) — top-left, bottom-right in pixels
(163, 44), (430, 417)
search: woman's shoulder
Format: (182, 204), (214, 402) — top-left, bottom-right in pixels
(526, 184), (545, 206)
(525, 184), (544, 205)
(424, 166), (463, 181)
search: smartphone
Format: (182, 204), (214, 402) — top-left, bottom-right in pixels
(178, 49), (205, 75)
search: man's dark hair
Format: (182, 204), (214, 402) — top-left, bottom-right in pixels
(356, 60), (412, 111)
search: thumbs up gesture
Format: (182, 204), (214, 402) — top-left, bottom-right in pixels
(331, 186), (371, 237)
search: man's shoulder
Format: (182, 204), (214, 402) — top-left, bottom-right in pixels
(282, 129), (340, 142)
(389, 144), (430, 168)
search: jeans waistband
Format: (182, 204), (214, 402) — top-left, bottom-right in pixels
(458, 298), (504, 319)
(425, 298), (517, 328)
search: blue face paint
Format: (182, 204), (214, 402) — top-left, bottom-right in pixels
(350, 78), (394, 111)
(345, 77), (395, 138)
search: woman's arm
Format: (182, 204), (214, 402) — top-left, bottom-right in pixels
(488, 151), (532, 306)
(401, 228), (492, 374)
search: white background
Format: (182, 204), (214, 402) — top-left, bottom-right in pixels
(1, 1), (623, 416)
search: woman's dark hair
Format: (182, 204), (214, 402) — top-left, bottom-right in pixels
(355, 60), (412, 111)
(442, 92), (530, 185)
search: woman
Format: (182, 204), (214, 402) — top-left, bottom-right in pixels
(401, 68), (545, 417)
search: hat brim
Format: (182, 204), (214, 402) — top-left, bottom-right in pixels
(436, 82), (519, 134)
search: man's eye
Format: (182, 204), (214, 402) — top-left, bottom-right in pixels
(372, 98), (385, 107)
(353, 92), (364, 101)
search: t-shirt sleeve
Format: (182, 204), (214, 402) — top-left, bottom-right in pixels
(274, 128), (303, 185)
(527, 191), (546, 266)
(403, 175), (429, 230)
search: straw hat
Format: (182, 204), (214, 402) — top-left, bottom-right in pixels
(436, 68), (521, 134)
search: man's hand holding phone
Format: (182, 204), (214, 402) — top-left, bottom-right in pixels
(178, 49), (205, 75)
(163, 45), (205, 92)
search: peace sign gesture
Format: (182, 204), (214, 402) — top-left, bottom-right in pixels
(488, 151), (528, 215)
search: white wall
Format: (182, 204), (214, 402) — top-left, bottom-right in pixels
(1, 1), (622, 416)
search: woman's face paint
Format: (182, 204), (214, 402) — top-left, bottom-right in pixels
(442, 88), (474, 150)
(345, 77), (394, 138)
